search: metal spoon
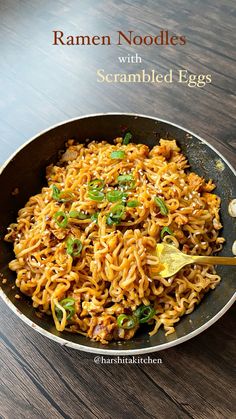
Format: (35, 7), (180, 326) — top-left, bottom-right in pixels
(156, 243), (236, 278)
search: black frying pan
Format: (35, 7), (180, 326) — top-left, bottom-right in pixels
(0, 113), (235, 354)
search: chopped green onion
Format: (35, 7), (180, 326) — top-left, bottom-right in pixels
(106, 190), (127, 203)
(58, 190), (74, 202)
(161, 226), (173, 239)
(123, 132), (132, 145)
(106, 204), (125, 225)
(117, 314), (137, 329)
(127, 200), (140, 208)
(106, 216), (115, 226)
(106, 216), (113, 226)
(51, 185), (74, 202)
(69, 210), (89, 220)
(134, 305), (156, 323)
(154, 197), (169, 215)
(53, 211), (68, 228)
(55, 297), (76, 321)
(52, 185), (60, 200)
(91, 212), (99, 223)
(88, 179), (104, 191)
(117, 174), (135, 190)
(117, 174), (133, 183)
(88, 190), (105, 202)
(66, 237), (83, 257)
(110, 150), (126, 159)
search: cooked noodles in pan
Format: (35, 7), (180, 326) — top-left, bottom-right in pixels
(5, 136), (224, 343)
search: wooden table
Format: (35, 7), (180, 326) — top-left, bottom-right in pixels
(0, 1), (235, 418)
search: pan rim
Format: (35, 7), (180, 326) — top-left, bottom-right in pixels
(1, 288), (235, 355)
(0, 112), (235, 177)
(0, 112), (235, 355)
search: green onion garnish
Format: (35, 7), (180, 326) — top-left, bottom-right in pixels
(53, 211), (68, 228)
(160, 226), (173, 239)
(52, 185), (60, 200)
(55, 297), (76, 321)
(88, 179), (104, 191)
(91, 212), (99, 223)
(117, 314), (137, 329)
(58, 190), (74, 202)
(127, 200), (140, 208)
(106, 217), (114, 226)
(110, 150), (126, 159)
(88, 190), (105, 202)
(154, 197), (169, 215)
(106, 190), (127, 203)
(134, 305), (156, 323)
(123, 132), (132, 145)
(51, 185), (74, 202)
(66, 237), (83, 257)
(117, 174), (133, 183)
(117, 174), (135, 190)
(69, 210), (89, 220)
(106, 204), (125, 225)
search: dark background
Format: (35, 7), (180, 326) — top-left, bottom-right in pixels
(0, 0), (235, 418)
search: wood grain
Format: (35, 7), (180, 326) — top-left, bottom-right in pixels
(0, 0), (235, 418)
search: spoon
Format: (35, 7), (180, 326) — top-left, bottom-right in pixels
(156, 243), (236, 278)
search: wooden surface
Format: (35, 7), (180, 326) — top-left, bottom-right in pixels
(0, 1), (235, 418)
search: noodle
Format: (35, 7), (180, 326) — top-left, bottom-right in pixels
(5, 137), (224, 343)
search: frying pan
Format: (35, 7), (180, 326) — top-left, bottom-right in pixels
(0, 113), (235, 355)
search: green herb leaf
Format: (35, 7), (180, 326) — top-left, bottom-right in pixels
(160, 226), (173, 239)
(123, 132), (132, 145)
(53, 211), (68, 228)
(154, 197), (169, 215)
(117, 314), (137, 329)
(66, 237), (83, 257)
(110, 150), (126, 159)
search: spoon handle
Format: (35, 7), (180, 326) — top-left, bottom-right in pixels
(193, 256), (236, 266)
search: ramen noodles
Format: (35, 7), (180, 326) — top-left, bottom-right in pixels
(5, 136), (224, 343)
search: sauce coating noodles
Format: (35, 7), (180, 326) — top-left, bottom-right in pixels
(5, 138), (224, 343)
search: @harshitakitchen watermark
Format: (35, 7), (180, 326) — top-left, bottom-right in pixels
(94, 355), (163, 364)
